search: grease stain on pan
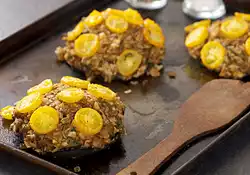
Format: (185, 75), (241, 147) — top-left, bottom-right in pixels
(121, 86), (181, 132)
(146, 122), (166, 140)
(10, 75), (32, 84)
(183, 59), (217, 84)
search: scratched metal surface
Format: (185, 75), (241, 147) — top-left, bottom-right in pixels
(0, 0), (223, 174)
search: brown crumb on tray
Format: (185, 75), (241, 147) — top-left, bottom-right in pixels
(167, 71), (176, 79)
(148, 67), (161, 77)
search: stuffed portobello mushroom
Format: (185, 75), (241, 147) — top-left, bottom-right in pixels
(55, 8), (165, 83)
(185, 12), (250, 79)
(0, 76), (125, 154)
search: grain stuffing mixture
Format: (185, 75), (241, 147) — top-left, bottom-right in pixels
(184, 12), (250, 79)
(0, 76), (125, 154)
(55, 8), (165, 83)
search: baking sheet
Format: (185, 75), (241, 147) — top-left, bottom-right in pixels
(0, 0), (245, 174)
(172, 111), (250, 175)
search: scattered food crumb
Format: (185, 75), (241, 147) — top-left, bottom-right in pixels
(148, 67), (161, 77)
(130, 81), (138, 85)
(167, 71), (176, 79)
(124, 89), (132, 94)
(74, 166), (81, 173)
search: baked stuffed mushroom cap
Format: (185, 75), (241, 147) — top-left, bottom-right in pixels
(55, 8), (165, 82)
(0, 77), (125, 154)
(184, 12), (250, 79)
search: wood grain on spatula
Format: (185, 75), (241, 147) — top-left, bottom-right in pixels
(117, 79), (250, 175)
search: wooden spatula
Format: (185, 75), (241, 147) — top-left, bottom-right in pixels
(117, 79), (250, 175)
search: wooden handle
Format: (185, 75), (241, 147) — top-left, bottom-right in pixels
(117, 133), (190, 175)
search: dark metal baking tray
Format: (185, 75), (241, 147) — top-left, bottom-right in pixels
(172, 110), (250, 175)
(0, 0), (248, 174)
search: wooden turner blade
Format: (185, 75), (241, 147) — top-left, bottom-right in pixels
(117, 79), (250, 175)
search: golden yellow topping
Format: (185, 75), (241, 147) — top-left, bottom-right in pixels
(66, 21), (84, 41)
(220, 17), (248, 39)
(102, 8), (124, 19)
(16, 92), (42, 113)
(200, 41), (225, 70)
(185, 26), (208, 48)
(124, 8), (143, 25)
(85, 10), (104, 27)
(30, 106), (59, 134)
(73, 108), (103, 136)
(74, 33), (100, 57)
(185, 19), (211, 32)
(235, 12), (250, 21)
(245, 37), (250, 56)
(0, 106), (14, 120)
(27, 79), (53, 95)
(60, 76), (90, 89)
(105, 15), (128, 33)
(57, 88), (84, 103)
(143, 18), (165, 47)
(117, 49), (142, 76)
(87, 84), (116, 101)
